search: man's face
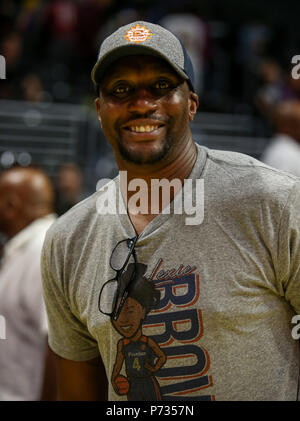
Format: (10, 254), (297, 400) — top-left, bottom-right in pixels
(95, 55), (198, 166)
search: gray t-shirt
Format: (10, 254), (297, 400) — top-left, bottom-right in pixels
(41, 144), (300, 401)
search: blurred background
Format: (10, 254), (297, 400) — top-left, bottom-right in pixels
(1, 0), (300, 206)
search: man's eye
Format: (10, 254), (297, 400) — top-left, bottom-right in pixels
(112, 85), (130, 96)
(154, 81), (171, 90)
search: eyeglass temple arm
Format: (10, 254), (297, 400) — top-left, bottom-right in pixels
(112, 289), (129, 321)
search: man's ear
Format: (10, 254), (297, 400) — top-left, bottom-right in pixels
(188, 91), (199, 121)
(94, 97), (102, 127)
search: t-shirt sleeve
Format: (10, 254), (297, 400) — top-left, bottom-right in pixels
(276, 180), (300, 314)
(41, 227), (100, 361)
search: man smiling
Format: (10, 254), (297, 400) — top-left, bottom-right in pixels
(42, 21), (300, 401)
(94, 54), (198, 167)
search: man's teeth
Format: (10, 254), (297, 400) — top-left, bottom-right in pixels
(129, 125), (159, 133)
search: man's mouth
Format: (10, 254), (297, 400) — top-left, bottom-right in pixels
(128, 124), (162, 133)
(122, 119), (166, 135)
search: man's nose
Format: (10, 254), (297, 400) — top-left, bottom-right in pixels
(128, 88), (158, 114)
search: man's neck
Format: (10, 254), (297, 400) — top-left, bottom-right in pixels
(124, 139), (196, 177)
(118, 140), (197, 233)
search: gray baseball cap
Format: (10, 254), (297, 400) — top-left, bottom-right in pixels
(91, 21), (195, 91)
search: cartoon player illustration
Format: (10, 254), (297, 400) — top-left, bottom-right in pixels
(111, 263), (166, 400)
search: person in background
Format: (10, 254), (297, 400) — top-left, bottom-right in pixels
(21, 73), (45, 102)
(255, 58), (300, 119)
(0, 234), (6, 267)
(0, 166), (57, 400)
(261, 100), (300, 177)
(54, 162), (83, 216)
(0, 31), (24, 99)
(159, 10), (210, 96)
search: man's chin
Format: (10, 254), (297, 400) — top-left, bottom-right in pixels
(119, 141), (171, 165)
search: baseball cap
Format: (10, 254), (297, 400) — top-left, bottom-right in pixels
(91, 21), (195, 91)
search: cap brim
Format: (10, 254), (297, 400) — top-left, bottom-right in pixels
(91, 44), (189, 85)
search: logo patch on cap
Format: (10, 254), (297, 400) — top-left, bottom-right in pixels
(124, 24), (152, 43)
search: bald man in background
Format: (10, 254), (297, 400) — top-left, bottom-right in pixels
(261, 100), (300, 177)
(0, 166), (57, 400)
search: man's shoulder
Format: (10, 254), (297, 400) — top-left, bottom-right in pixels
(206, 147), (299, 183)
(205, 147), (272, 171)
(204, 146), (300, 202)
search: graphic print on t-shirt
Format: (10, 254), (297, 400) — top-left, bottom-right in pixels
(111, 263), (166, 400)
(110, 260), (214, 401)
(146, 258), (214, 400)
